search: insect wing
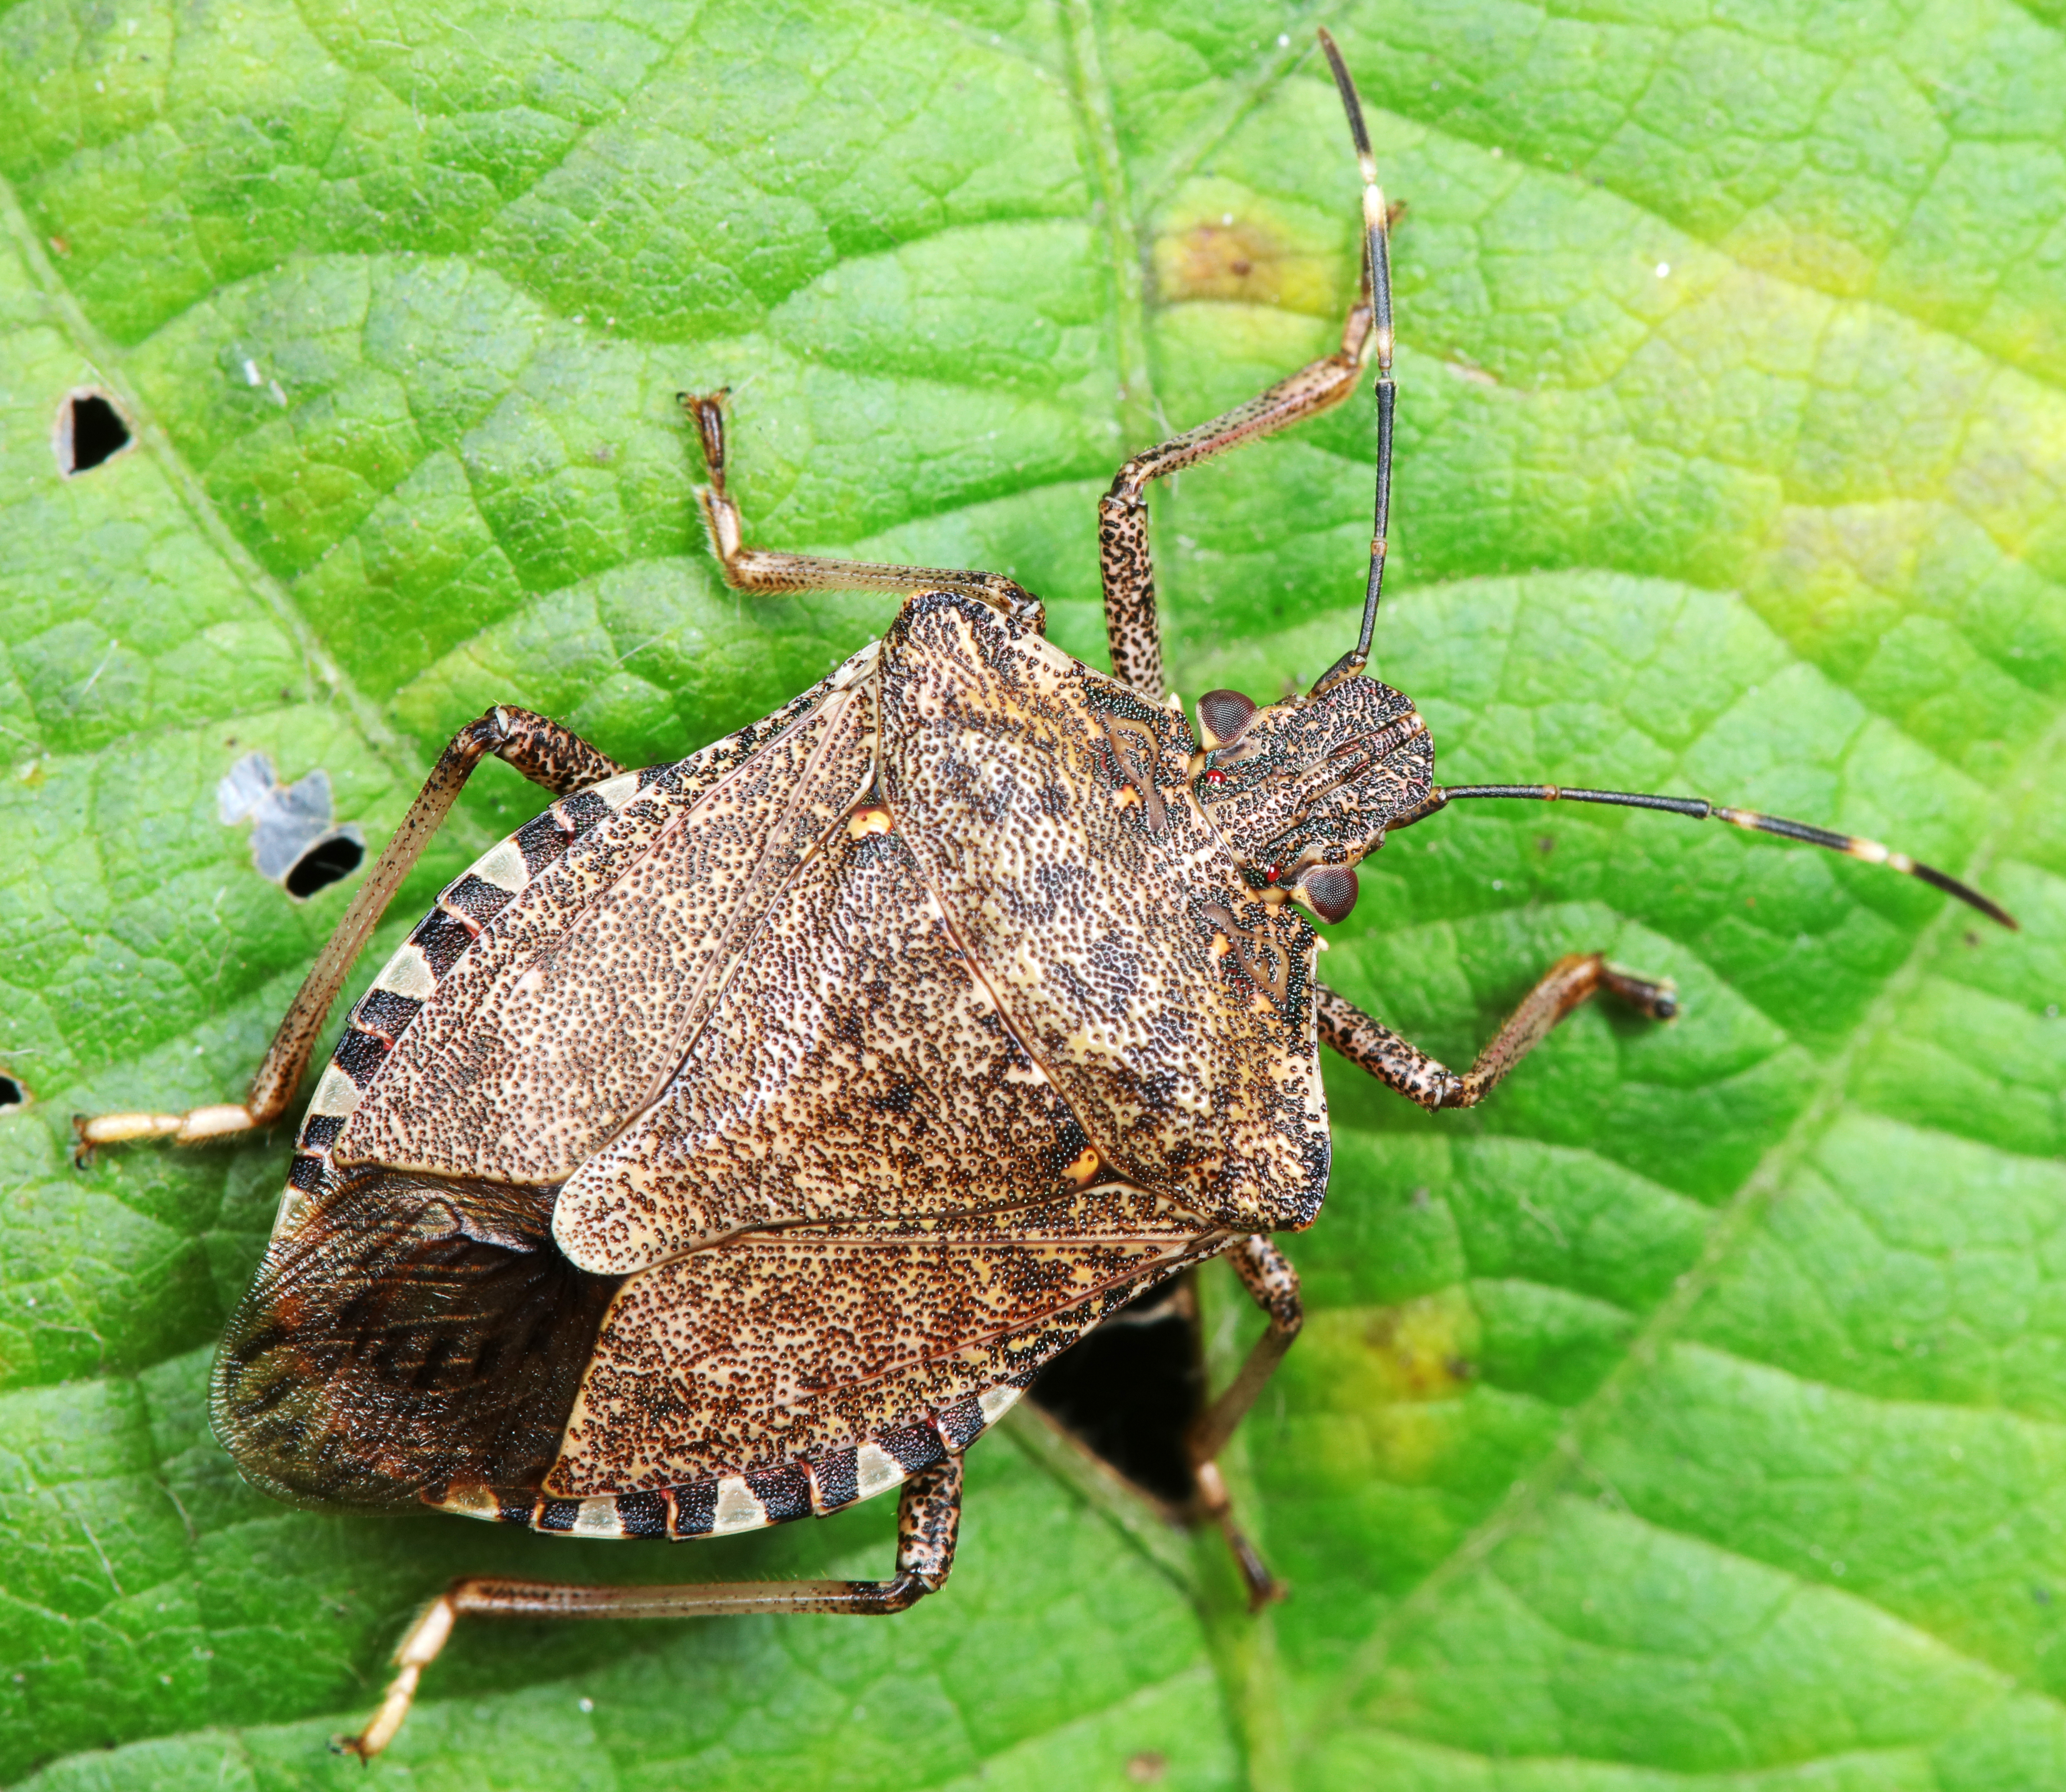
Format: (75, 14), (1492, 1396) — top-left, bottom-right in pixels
(333, 656), (876, 1189)
(547, 1196), (1216, 1499)
(213, 1170), (617, 1509)
(555, 815), (1108, 1272)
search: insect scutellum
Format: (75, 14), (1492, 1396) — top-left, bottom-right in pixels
(1190, 31), (2016, 937)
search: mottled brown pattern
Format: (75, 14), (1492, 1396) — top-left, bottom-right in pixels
(884, 593), (1332, 1231)
(338, 655), (876, 1185)
(1097, 492), (1162, 698)
(551, 1201), (1216, 1494)
(1312, 984), (1459, 1107)
(485, 704), (626, 796)
(553, 818), (1105, 1270)
(1197, 679), (1432, 874)
(1313, 957), (1678, 1110)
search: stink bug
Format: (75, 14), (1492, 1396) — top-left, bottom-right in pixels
(76, 29), (2014, 1761)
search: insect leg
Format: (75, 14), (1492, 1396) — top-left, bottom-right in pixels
(1100, 31), (1390, 702)
(1314, 955), (1678, 1111)
(681, 391), (1044, 628)
(1189, 1235), (1301, 1611)
(74, 707), (623, 1158)
(1099, 297), (1377, 702)
(338, 1457), (964, 1761)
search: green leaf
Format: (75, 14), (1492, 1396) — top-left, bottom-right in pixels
(3, 1), (2062, 1786)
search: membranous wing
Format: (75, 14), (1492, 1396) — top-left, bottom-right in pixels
(214, 1171), (1212, 1512)
(214, 1168), (618, 1509)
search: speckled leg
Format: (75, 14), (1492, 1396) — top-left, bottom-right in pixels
(1190, 1235), (1302, 1610)
(339, 1457), (964, 1761)
(1316, 955), (1678, 1111)
(683, 392), (1044, 630)
(74, 708), (623, 1160)
(1099, 289), (1377, 701)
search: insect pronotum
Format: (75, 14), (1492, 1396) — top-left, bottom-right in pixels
(77, 29), (2014, 1761)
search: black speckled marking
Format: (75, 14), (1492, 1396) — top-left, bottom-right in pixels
(535, 1497), (581, 1534)
(286, 1153), (326, 1193)
(496, 1491), (534, 1527)
(1041, 1115), (1093, 1182)
(331, 1027), (389, 1084)
(353, 988), (421, 1041)
(411, 910), (475, 977)
(878, 1421), (947, 1475)
(299, 1113), (344, 1152)
(442, 872), (514, 927)
(934, 1397), (987, 1453)
(642, 759), (689, 800)
(747, 1463), (813, 1525)
(615, 1489), (669, 1539)
(813, 1447), (860, 1513)
(669, 1479), (718, 1538)
(514, 811), (573, 876)
(555, 789), (612, 837)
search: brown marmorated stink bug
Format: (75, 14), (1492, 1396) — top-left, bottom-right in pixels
(77, 30), (2015, 1761)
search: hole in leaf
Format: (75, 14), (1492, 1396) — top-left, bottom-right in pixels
(218, 751), (366, 900)
(1028, 1277), (1202, 1507)
(0, 1074), (26, 1111)
(55, 389), (131, 475)
(284, 832), (365, 898)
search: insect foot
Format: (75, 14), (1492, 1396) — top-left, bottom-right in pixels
(334, 1459), (964, 1761)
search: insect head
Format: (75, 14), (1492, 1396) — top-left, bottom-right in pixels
(1194, 680), (1432, 921)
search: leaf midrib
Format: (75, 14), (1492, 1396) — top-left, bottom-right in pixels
(1059, 0), (1156, 450)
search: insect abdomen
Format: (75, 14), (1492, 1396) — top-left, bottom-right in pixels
(433, 1389), (1022, 1539)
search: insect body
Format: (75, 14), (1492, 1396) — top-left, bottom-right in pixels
(76, 30), (2012, 1761)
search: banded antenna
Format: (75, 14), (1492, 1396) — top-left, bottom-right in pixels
(1404, 784), (2017, 929)
(1299, 35), (2014, 934)
(1311, 27), (1395, 699)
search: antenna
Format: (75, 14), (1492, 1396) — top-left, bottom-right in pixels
(1410, 784), (2016, 928)
(1310, 28), (1395, 700)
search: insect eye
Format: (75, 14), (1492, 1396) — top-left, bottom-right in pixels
(1198, 689), (1258, 749)
(1297, 865), (1359, 924)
